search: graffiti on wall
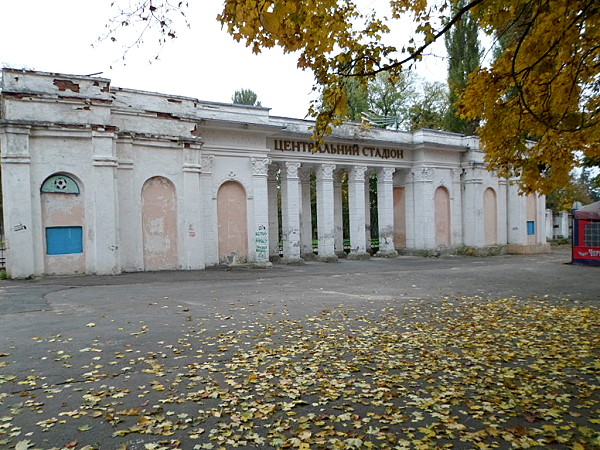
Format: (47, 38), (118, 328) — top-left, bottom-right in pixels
(255, 225), (268, 260)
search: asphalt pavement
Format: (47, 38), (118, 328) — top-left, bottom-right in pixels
(0, 246), (598, 449)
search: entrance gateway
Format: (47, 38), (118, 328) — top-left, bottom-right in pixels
(0, 69), (550, 278)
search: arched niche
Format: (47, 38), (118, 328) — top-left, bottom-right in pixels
(217, 181), (248, 264)
(40, 173), (85, 274)
(484, 188), (498, 245)
(434, 186), (451, 246)
(142, 176), (179, 270)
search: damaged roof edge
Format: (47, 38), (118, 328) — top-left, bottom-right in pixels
(1, 68), (112, 85)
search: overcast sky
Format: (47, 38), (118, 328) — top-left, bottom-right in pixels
(2, 0), (447, 119)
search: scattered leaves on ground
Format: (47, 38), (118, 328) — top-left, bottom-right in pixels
(0, 297), (598, 449)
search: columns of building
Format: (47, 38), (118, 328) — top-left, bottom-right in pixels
(348, 165), (370, 259)
(410, 166), (436, 249)
(507, 178), (527, 246)
(376, 167), (398, 256)
(280, 161), (304, 263)
(180, 141), (205, 270)
(461, 165), (485, 247)
(316, 163), (338, 261)
(251, 157), (272, 265)
(90, 130), (121, 274)
(365, 172), (372, 253)
(536, 194), (547, 245)
(116, 137), (137, 271)
(333, 169), (345, 258)
(267, 165), (280, 261)
(451, 169), (463, 245)
(0, 125), (36, 278)
(497, 178), (508, 245)
(201, 155), (218, 265)
(299, 168), (314, 260)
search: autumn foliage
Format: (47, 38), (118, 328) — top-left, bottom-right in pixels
(461, 0), (600, 193)
(217, 0), (600, 193)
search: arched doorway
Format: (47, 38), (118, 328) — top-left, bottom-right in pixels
(434, 186), (451, 246)
(217, 181), (248, 264)
(142, 176), (178, 270)
(41, 173), (85, 275)
(484, 188), (498, 245)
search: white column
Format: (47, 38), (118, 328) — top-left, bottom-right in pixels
(316, 163), (338, 261)
(401, 170), (416, 249)
(348, 166), (370, 259)
(559, 211), (569, 239)
(537, 195), (547, 245)
(376, 167), (398, 256)
(333, 170), (345, 257)
(267, 165), (280, 261)
(181, 142), (205, 270)
(299, 168), (314, 259)
(497, 178), (508, 245)
(507, 178), (527, 246)
(201, 155), (218, 265)
(461, 165), (484, 248)
(0, 125), (36, 278)
(116, 137), (139, 271)
(91, 130), (120, 274)
(411, 166), (435, 249)
(365, 173), (372, 252)
(280, 161), (303, 263)
(545, 209), (554, 241)
(451, 169), (464, 245)
(251, 157), (272, 265)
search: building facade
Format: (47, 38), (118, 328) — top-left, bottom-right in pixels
(0, 69), (549, 278)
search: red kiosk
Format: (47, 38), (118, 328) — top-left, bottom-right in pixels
(572, 201), (600, 266)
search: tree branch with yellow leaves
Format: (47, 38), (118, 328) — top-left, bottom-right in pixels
(106, 0), (599, 193)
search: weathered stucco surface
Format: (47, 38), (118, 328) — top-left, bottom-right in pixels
(0, 69), (549, 277)
(142, 177), (178, 270)
(41, 190), (85, 275)
(217, 181), (248, 264)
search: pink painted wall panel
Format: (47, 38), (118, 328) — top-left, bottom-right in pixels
(217, 181), (248, 264)
(484, 188), (498, 246)
(434, 186), (451, 246)
(393, 187), (406, 248)
(142, 177), (178, 270)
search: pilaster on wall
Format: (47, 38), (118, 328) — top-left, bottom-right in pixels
(181, 142), (205, 270)
(545, 209), (554, 241)
(316, 163), (337, 261)
(251, 157), (271, 265)
(461, 165), (485, 248)
(451, 169), (463, 246)
(201, 155), (218, 265)
(536, 194), (547, 245)
(267, 165), (280, 260)
(497, 178), (509, 245)
(91, 130), (120, 274)
(280, 161), (303, 263)
(116, 137), (139, 271)
(0, 125), (36, 278)
(376, 167), (397, 256)
(507, 178), (527, 245)
(410, 166), (435, 249)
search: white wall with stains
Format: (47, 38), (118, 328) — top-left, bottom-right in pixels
(0, 69), (549, 278)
